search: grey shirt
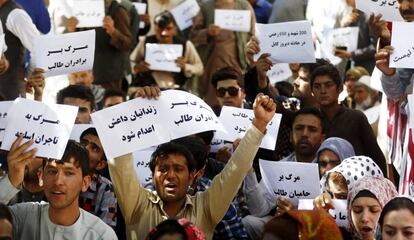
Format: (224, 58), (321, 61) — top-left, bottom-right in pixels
(0, 176), (117, 240)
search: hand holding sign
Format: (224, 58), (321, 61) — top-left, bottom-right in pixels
(390, 21), (414, 68)
(7, 135), (37, 188)
(375, 46), (395, 75)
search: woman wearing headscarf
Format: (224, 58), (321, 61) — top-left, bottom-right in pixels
(316, 137), (356, 177)
(347, 176), (398, 240)
(315, 156), (383, 209)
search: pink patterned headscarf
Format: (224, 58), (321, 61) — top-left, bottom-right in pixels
(347, 176), (398, 234)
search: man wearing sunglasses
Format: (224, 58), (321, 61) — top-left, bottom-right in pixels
(212, 67), (248, 111)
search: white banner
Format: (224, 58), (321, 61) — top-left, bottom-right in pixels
(215, 106), (282, 150)
(1, 98), (78, 159)
(260, 160), (321, 206)
(356, 0), (403, 22)
(214, 9), (251, 32)
(390, 21), (414, 69)
(170, 0), (200, 30)
(145, 43), (183, 73)
(72, 0), (105, 28)
(254, 21), (315, 63)
(0, 101), (12, 143)
(91, 90), (225, 159)
(33, 30), (96, 77)
(267, 63), (293, 84)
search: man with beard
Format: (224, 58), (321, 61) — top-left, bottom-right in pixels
(0, 138), (116, 239)
(242, 107), (325, 240)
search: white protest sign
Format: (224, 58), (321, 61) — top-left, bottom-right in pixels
(0, 101), (12, 142)
(91, 90), (225, 159)
(91, 97), (170, 159)
(72, 0), (105, 28)
(33, 30), (96, 77)
(259, 160), (321, 206)
(69, 124), (94, 141)
(215, 106), (281, 150)
(214, 9), (251, 32)
(1, 98), (77, 159)
(356, 0), (403, 22)
(298, 199), (348, 227)
(254, 21), (315, 63)
(267, 63), (293, 84)
(133, 148), (155, 187)
(329, 27), (359, 53)
(161, 90), (226, 139)
(145, 43), (183, 73)
(132, 2), (147, 29)
(390, 21), (414, 68)
(210, 138), (228, 153)
(364, 105), (381, 124)
(170, 0), (200, 31)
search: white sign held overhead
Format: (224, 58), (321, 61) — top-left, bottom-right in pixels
(72, 0), (105, 28)
(214, 9), (251, 32)
(267, 63), (293, 84)
(91, 90), (225, 159)
(145, 43), (183, 73)
(1, 98), (78, 159)
(254, 21), (315, 64)
(390, 21), (414, 69)
(33, 30), (96, 77)
(170, 0), (200, 31)
(355, 0), (403, 22)
(259, 160), (321, 206)
(215, 106), (282, 150)
(69, 124), (94, 141)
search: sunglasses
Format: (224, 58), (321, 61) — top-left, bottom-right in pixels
(216, 87), (240, 97)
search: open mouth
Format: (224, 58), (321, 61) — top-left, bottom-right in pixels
(165, 183), (177, 192)
(360, 226), (373, 235)
(51, 191), (65, 195)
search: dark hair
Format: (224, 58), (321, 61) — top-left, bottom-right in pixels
(275, 81), (294, 97)
(299, 58), (331, 80)
(80, 127), (106, 161)
(194, 131), (214, 146)
(0, 203), (13, 226)
(173, 137), (208, 171)
(211, 67), (244, 89)
(292, 107), (324, 132)
(154, 10), (176, 28)
(56, 85), (95, 111)
(43, 140), (90, 177)
(379, 197), (414, 227)
(103, 89), (126, 104)
(146, 218), (188, 240)
(310, 64), (342, 90)
(149, 142), (196, 173)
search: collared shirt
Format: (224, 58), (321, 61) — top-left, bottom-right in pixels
(0, 176), (117, 240)
(109, 126), (264, 240)
(197, 177), (248, 240)
(79, 173), (118, 227)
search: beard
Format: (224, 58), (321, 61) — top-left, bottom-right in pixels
(355, 95), (373, 111)
(23, 166), (40, 184)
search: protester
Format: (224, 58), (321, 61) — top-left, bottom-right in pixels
(0, 138), (117, 239)
(68, 70), (106, 108)
(262, 209), (344, 240)
(352, 76), (380, 111)
(108, 87), (276, 239)
(242, 107), (325, 240)
(316, 137), (355, 177)
(379, 197), (414, 240)
(315, 156), (383, 209)
(339, 66), (369, 107)
(145, 218), (206, 240)
(79, 127), (118, 228)
(347, 176), (398, 240)
(56, 85), (95, 124)
(102, 89), (126, 109)
(248, 0), (271, 24)
(190, 0), (255, 107)
(130, 10), (203, 89)
(0, 0), (39, 100)
(310, 63), (387, 175)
